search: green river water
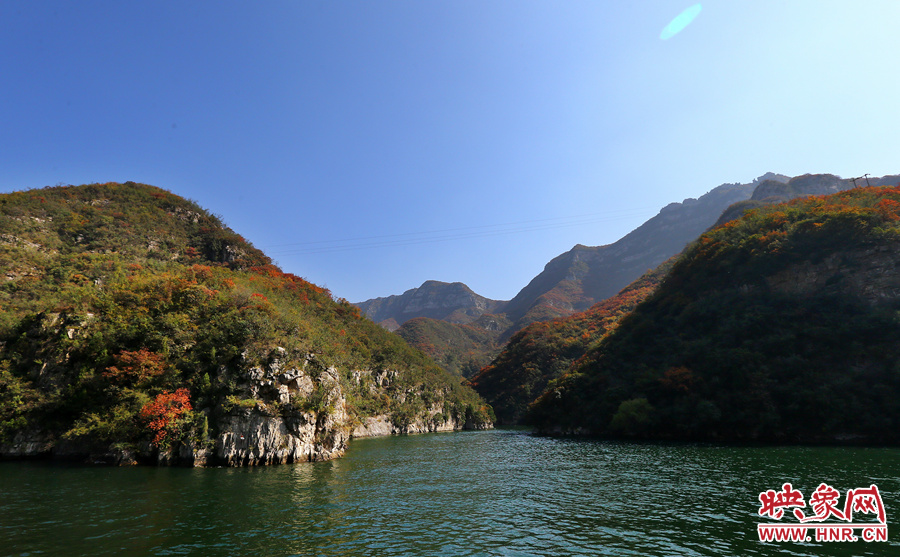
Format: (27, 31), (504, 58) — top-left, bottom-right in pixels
(1, 429), (898, 556)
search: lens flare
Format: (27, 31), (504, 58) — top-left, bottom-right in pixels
(660, 4), (702, 40)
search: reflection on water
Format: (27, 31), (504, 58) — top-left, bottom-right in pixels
(1, 430), (898, 556)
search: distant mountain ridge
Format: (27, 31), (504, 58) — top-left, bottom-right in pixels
(355, 280), (505, 331)
(356, 172), (900, 379)
(356, 172), (789, 335)
(715, 173), (900, 227)
(499, 174), (790, 329)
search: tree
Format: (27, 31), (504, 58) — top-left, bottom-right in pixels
(139, 388), (192, 448)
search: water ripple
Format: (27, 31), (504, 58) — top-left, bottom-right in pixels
(1, 431), (899, 556)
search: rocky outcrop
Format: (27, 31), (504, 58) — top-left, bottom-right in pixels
(204, 354), (351, 465)
(214, 408), (347, 465)
(0, 343), (491, 466)
(352, 412), (460, 437)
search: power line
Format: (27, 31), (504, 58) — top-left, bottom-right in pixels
(266, 207), (658, 256)
(263, 207), (657, 249)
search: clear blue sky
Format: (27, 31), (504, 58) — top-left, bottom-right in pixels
(3, 1), (899, 302)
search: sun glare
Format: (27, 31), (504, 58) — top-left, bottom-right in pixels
(660, 3), (702, 40)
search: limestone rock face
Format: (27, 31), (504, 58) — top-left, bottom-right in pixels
(209, 356), (351, 465)
(174, 358), (491, 466)
(351, 405), (466, 438)
(351, 415), (395, 437)
(0, 429), (54, 458)
(215, 409), (347, 465)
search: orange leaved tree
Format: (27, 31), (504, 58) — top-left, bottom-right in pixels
(139, 388), (193, 449)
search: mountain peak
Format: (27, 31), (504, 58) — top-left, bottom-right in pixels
(751, 173), (849, 201)
(354, 280), (504, 327)
(499, 177), (763, 328)
(753, 172), (791, 184)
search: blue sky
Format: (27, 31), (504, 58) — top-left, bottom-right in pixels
(3, 1), (900, 302)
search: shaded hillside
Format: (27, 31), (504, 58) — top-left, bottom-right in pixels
(395, 313), (511, 378)
(500, 174), (788, 330)
(0, 182), (491, 466)
(469, 261), (672, 424)
(354, 280), (505, 331)
(530, 186), (900, 443)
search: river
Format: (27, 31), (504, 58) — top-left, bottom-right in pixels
(1, 429), (897, 556)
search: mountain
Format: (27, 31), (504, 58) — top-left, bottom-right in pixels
(473, 172), (900, 426)
(0, 182), (492, 466)
(395, 313), (512, 377)
(366, 172), (893, 385)
(355, 280), (505, 331)
(359, 175), (788, 335)
(357, 173), (791, 376)
(501, 174), (790, 329)
(529, 185), (900, 443)
(469, 259), (673, 424)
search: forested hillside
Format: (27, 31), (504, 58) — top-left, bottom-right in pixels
(469, 261), (672, 424)
(530, 186), (900, 443)
(0, 182), (491, 465)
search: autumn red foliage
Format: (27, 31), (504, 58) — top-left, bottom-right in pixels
(103, 348), (166, 385)
(139, 388), (192, 447)
(660, 366), (695, 393)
